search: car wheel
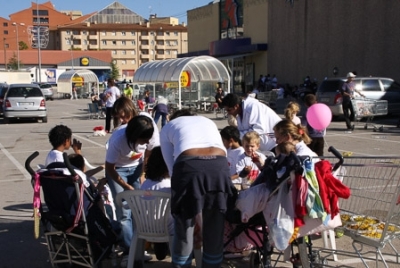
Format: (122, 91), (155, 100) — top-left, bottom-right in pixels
(42, 117), (48, 123)
(3, 117), (9, 124)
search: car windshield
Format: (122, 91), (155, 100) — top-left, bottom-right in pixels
(8, 87), (42, 97)
(318, 80), (344, 92)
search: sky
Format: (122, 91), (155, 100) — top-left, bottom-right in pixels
(0, 0), (214, 24)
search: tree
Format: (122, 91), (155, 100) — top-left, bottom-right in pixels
(7, 53), (23, 70)
(19, 41), (28, 50)
(109, 60), (120, 80)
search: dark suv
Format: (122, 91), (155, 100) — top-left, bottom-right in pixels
(316, 77), (400, 116)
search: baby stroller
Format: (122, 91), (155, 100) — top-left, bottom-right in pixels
(26, 151), (117, 268)
(224, 146), (346, 268)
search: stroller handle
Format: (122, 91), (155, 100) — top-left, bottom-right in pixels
(328, 146), (344, 171)
(62, 152), (78, 177)
(25, 151), (39, 176)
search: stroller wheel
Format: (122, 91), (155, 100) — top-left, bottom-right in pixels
(249, 251), (263, 268)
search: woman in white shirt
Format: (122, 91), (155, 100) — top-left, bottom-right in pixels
(284, 101), (301, 126)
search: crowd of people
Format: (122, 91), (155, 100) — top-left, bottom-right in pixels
(43, 80), (335, 268)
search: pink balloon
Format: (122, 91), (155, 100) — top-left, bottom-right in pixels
(306, 103), (332, 130)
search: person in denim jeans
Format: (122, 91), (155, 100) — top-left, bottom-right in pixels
(105, 115), (159, 256)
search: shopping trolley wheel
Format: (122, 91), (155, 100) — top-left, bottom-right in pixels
(379, 126), (384, 132)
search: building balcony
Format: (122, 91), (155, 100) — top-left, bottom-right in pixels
(140, 44), (150, 49)
(140, 54), (150, 59)
(155, 54), (165, 60)
(88, 44), (98, 49)
(140, 35), (149, 40)
(156, 44), (165, 49)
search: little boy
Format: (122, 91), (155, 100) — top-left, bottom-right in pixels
(220, 126), (244, 182)
(236, 131), (266, 184)
(302, 94), (326, 156)
(45, 125), (82, 167)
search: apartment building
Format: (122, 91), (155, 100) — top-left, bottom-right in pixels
(0, 1), (188, 79)
(58, 21), (187, 79)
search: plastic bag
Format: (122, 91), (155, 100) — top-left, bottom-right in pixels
(267, 183), (294, 251)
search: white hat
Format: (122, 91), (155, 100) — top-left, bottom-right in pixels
(347, 72), (356, 78)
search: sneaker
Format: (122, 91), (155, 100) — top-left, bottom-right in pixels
(351, 124), (355, 131)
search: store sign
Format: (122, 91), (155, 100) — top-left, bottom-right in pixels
(80, 57), (90, 66)
(164, 82), (179, 88)
(72, 76), (84, 86)
(180, 71), (191, 87)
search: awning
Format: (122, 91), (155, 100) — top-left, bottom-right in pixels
(57, 69), (99, 94)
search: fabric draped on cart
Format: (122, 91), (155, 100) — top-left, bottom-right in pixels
(303, 160), (326, 221)
(314, 160), (351, 219)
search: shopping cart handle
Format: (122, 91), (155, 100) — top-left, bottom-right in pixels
(25, 151), (39, 176)
(328, 146), (344, 171)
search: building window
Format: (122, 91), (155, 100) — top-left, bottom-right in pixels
(173, 50), (177, 55)
(82, 31), (87, 35)
(131, 59), (136, 64)
(5, 44), (9, 48)
(102, 40), (107, 45)
(112, 50), (117, 55)
(66, 30), (71, 35)
(121, 60), (126, 65)
(121, 31), (126, 36)
(174, 31), (178, 36)
(166, 41), (170, 46)
(112, 40), (117, 45)
(150, 31), (155, 36)
(111, 31), (116, 36)
(131, 40), (136, 45)
(131, 50), (136, 55)
(3, 30), (8, 35)
(141, 31), (148, 35)
(157, 31), (163, 36)
(157, 41), (164, 45)
(72, 30), (79, 35)
(150, 40), (154, 45)
(121, 40), (126, 45)
(3, 22), (8, 27)
(131, 31), (136, 36)
(166, 50), (170, 55)
(66, 39), (71, 45)
(83, 40), (87, 45)
(122, 50), (126, 55)
(101, 31), (106, 36)
(166, 31), (170, 36)
(33, 10), (49, 16)
(141, 40), (149, 45)
(89, 30), (96, 35)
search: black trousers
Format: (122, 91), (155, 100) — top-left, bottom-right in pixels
(342, 101), (354, 129)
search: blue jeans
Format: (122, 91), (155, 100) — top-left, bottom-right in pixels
(154, 111), (168, 128)
(107, 164), (142, 249)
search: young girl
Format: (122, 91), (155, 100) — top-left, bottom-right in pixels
(236, 131), (266, 184)
(284, 101), (301, 125)
(220, 126), (245, 182)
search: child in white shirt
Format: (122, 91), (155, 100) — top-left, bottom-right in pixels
(236, 131), (266, 185)
(220, 126), (245, 182)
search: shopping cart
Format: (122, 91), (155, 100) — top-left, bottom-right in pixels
(318, 156), (400, 268)
(351, 98), (388, 131)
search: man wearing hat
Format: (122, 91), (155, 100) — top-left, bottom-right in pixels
(340, 72), (365, 130)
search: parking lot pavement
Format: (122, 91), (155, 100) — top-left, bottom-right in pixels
(1, 97), (400, 267)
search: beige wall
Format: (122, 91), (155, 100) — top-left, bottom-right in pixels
(187, 4), (220, 52)
(268, 0), (400, 84)
(187, 0), (400, 86)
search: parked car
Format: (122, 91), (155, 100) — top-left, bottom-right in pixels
(2, 84), (47, 124)
(34, 83), (54, 100)
(316, 77), (400, 117)
(0, 82), (8, 116)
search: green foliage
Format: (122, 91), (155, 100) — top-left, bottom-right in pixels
(19, 41), (28, 50)
(109, 61), (120, 80)
(7, 53), (23, 70)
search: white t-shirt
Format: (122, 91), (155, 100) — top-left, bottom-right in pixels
(236, 151), (267, 182)
(237, 97), (282, 152)
(227, 147), (245, 176)
(45, 149), (64, 167)
(292, 115), (301, 125)
(140, 178), (171, 192)
(160, 116), (227, 176)
(295, 141), (318, 159)
(106, 113), (160, 167)
(105, 86), (120, 107)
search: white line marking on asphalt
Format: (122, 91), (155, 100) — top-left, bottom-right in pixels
(0, 143), (31, 180)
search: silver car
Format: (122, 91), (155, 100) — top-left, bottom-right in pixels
(2, 84), (47, 124)
(316, 77), (400, 117)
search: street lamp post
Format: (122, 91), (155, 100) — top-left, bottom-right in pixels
(12, 22), (25, 70)
(37, 0), (42, 82)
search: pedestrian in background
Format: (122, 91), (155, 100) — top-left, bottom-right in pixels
(340, 72), (364, 131)
(104, 78), (121, 133)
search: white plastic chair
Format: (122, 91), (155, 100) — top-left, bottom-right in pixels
(116, 190), (173, 268)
